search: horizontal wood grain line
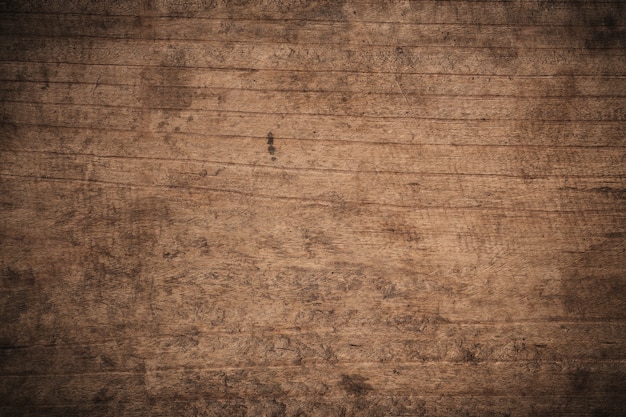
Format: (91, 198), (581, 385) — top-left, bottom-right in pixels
(4, 320), (625, 337)
(2, 38), (624, 75)
(4, 122), (626, 149)
(3, 321), (625, 347)
(0, 17), (622, 28)
(4, 358), (626, 377)
(2, 33), (625, 51)
(1, 10), (624, 26)
(1, 364), (623, 402)
(5, 79), (626, 98)
(3, 123), (625, 148)
(1, 59), (623, 78)
(4, 83), (626, 121)
(3, 61), (625, 78)
(0, 394), (621, 410)
(3, 360), (626, 376)
(2, 5), (624, 13)
(3, 172), (615, 212)
(4, 99), (625, 122)
(0, 316), (626, 334)
(3, 36), (625, 58)
(3, 169), (626, 195)
(3, 337), (624, 367)
(4, 129), (626, 191)
(0, 394), (618, 405)
(7, 149), (626, 177)
(4, 13), (626, 29)
(8, 83), (624, 103)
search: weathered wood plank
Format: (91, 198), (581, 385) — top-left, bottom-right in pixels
(3, 323), (625, 378)
(4, 116), (626, 149)
(2, 14), (626, 50)
(3, 142), (626, 181)
(3, 81), (626, 121)
(1, 362), (625, 405)
(3, 104), (626, 149)
(2, 37), (625, 75)
(2, 396), (624, 417)
(2, 149), (625, 213)
(3, 62), (626, 97)
(1, 0), (624, 28)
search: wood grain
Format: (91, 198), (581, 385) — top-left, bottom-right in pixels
(1, 1), (625, 416)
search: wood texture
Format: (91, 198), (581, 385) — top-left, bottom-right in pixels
(1, 1), (625, 416)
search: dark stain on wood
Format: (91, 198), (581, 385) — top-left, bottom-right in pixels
(1, 267), (35, 287)
(585, 13), (626, 50)
(339, 374), (373, 396)
(267, 131), (275, 154)
(561, 237), (626, 320)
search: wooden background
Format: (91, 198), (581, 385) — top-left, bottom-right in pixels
(1, 1), (625, 416)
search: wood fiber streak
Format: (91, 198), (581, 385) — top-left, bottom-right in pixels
(0, 1), (625, 416)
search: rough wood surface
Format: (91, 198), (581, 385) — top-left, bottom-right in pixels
(1, 1), (625, 416)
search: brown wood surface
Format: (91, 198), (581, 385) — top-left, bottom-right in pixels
(1, 1), (625, 416)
